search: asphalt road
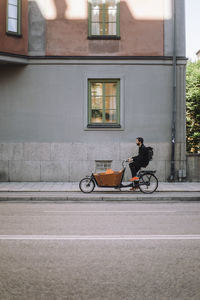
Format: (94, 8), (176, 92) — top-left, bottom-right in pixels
(0, 202), (200, 300)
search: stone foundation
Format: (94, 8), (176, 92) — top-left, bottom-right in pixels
(186, 154), (200, 182)
(0, 142), (182, 182)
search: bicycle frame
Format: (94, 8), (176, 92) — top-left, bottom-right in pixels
(79, 161), (158, 194)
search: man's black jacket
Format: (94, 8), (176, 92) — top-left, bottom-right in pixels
(132, 144), (149, 167)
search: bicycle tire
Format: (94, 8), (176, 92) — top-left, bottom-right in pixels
(79, 177), (95, 193)
(139, 173), (158, 194)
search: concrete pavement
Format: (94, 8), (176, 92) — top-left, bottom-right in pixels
(0, 181), (200, 192)
(0, 202), (200, 300)
(0, 182), (199, 201)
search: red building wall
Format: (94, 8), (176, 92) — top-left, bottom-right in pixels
(46, 0), (164, 56)
(0, 0), (28, 55)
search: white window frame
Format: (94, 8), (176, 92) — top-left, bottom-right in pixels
(7, 0), (21, 36)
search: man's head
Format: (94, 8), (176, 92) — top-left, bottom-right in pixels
(136, 137), (144, 147)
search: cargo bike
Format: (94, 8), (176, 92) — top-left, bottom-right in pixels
(79, 160), (158, 194)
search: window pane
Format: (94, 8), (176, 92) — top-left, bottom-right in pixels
(105, 3), (117, 11)
(91, 0), (104, 6)
(106, 0), (117, 6)
(105, 22), (116, 35)
(91, 97), (103, 109)
(91, 3), (104, 10)
(91, 83), (103, 96)
(105, 83), (117, 96)
(8, 0), (18, 5)
(8, 4), (18, 19)
(105, 110), (117, 123)
(91, 9), (103, 22)
(105, 97), (116, 109)
(91, 0), (117, 7)
(91, 110), (103, 123)
(92, 23), (104, 35)
(105, 9), (117, 22)
(8, 18), (17, 32)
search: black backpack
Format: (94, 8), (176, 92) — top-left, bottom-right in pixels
(146, 146), (154, 161)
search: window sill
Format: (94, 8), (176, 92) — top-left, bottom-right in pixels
(6, 32), (22, 38)
(88, 36), (120, 40)
(87, 124), (121, 129)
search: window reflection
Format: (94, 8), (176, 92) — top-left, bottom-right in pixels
(105, 97), (116, 110)
(105, 110), (117, 123)
(91, 109), (103, 123)
(8, 18), (17, 32)
(91, 83), (103, 96)
(105, 83), (117, 95)
(91, 97), (103, 109)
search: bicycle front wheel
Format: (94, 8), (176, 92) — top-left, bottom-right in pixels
(139, 174), (158, 194)
(79, 177), (95, 193)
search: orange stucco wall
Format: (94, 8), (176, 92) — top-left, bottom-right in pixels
(0, 0), (28, 55)
(46, 0), (164, 56)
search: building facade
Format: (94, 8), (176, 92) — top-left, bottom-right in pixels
(0, 0), (186, 182)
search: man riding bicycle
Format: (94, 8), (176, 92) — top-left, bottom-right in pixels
(128, 137), (150, 191)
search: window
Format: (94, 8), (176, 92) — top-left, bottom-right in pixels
(95, 160), (112, 172)
(7, 0), (21, 35)
(88, 0), (120, 38)
(88, 79), (120, 127)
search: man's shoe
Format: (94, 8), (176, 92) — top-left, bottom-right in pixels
(129, 176), (139, 182)
(130, 186), (139, 191)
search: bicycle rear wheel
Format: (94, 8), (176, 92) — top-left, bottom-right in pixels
(139, 173), (158, 194)
(79, 177), (95, 193)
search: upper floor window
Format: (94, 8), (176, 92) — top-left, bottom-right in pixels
(88, 0), (120, 39)
(7, 0), (21, 36)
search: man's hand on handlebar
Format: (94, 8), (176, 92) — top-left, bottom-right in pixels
(127, 158), (133, 163)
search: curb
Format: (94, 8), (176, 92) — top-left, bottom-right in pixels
(0, 192), (199, 202)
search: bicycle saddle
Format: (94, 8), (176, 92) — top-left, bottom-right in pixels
(139, 170), (156, 175)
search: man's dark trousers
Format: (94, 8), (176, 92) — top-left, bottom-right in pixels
(129, 161), (141, 178)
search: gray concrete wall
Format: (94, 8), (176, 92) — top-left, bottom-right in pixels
(187, 154), (200, 182)
(28, 0), (46, 56)
(0, 60), (186, 181)
(0, 62), (173, 143)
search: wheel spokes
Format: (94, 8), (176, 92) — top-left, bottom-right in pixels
(79, 178), (95, 193)
(139, 174), (158, 194)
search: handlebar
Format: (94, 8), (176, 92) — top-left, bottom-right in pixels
(122, 159), (129, 168)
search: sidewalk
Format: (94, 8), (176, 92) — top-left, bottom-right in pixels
(0, 182), (200, 192)
(0, 182), (199, 201)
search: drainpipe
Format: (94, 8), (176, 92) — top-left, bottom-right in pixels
(169, 0), (177, 182)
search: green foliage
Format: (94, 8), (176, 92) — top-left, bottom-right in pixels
(186, 60), (200, 153)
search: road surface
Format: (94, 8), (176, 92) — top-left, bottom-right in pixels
(0, 201), (200, 299)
